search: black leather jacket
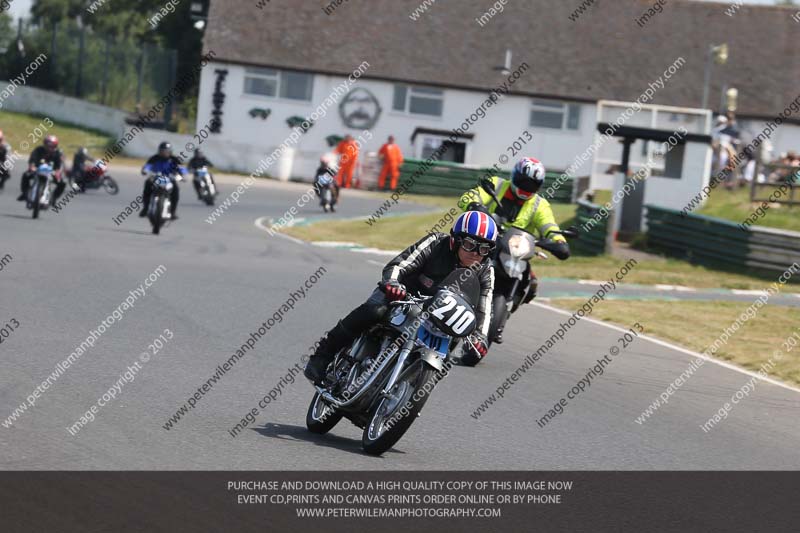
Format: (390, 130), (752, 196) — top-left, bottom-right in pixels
(28, 146), (64, 170)
(382, 233), (495, 336)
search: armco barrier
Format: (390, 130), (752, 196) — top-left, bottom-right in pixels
(645, 205), (800, 274)
(396, 158), (584, 203)
(572, 200), (611, 256)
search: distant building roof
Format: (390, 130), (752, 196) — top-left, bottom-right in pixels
(204, 0), (800, 122)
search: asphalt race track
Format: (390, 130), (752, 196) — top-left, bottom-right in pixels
(1, 167), (799, 470)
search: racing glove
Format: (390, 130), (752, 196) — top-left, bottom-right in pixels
(382, 280), (407, 302)
(469, 333), (489, 358)
(538, 239), (571, 260)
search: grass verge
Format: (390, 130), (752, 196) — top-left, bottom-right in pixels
(549, 298), (800, 386)
(283, 194), (799, 292)
(0, 109), (113, 157)
(697, 186), (800, 233)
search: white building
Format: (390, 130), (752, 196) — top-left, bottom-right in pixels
(196, 0), (800, 188)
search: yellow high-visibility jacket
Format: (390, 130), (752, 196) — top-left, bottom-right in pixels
(457, 176), (566, 243)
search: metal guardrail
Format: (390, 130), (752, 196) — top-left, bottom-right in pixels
(645, 205), (800, 274)
(396, 158), (584, 203)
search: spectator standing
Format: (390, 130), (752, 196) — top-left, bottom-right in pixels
(334, 135), (359, 188)
(377, 135), (404, 191)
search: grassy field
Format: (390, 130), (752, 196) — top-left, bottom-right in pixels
(283, 192), (799, 292)
(0, 110), (113, 157)
(696, 185), (800, 233)
(549, 298), (800, 387)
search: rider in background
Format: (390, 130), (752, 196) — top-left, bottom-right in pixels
(313, 155), (338, 199)
(304, 211), (498, 384)
(458, 157), (569, 321)
(187, 148), (215, 200)
(0, 130), (10, 190)
(138, 141), (186, 219)
(70, 147), (90, 190)
(17, 135), (66, 206)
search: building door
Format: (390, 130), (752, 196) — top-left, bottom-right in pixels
(618, 171), (646, 239)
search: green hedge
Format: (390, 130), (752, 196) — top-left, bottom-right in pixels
(572, 200), (610, 256)
(397, 158), (575, 203)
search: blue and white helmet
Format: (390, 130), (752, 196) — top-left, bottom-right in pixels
(451, 210), (498, 243)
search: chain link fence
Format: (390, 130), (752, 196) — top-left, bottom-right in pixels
(2, 17), (178, 127)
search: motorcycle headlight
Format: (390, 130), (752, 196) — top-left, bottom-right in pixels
(508, 235), (531, 258)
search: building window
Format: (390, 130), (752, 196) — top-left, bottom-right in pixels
(393, 85), (443, 117)
(244, 68), (313, 101)
(530, 99), (580, 130)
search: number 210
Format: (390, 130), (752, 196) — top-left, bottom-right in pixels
(431, 295), (475, 334)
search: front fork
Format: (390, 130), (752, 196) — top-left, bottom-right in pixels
(380, 337), (414, 396)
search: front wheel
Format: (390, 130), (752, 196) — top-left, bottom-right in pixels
(488, 294), (510, 347)
(31, 184), (41, 219)
(362, 362), (437, 456)
(306, 392), (343, 434)
(151, 197), (163, 235)
(103, 176), (119, 195)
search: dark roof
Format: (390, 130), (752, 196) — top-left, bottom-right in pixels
(203, 0), (800, 121)
(598, 124), (713, 144)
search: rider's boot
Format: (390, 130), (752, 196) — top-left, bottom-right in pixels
(492, 329), (504, 344)
(304, 321), (356, 385)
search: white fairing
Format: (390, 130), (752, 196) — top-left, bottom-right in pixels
(500, 252), (526, 279)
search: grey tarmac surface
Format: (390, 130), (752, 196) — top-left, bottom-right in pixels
(1, 166), (799, 470)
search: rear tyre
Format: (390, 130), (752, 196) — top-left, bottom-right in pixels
(306, 392), (343, 434)
(362, 362), (437, 456)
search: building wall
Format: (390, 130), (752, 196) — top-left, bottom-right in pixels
(195, 62), (598, 181)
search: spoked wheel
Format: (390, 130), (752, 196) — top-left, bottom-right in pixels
(103, 177), (119, 195)
(306, 391), (343, 434)
(362, 362), (437, 456)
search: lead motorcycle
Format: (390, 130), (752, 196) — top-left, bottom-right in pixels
(306, 269), (480, 455)
(147, 174), (179, 235)
(27, 162), (55, 219)
(460, 180), (578, 366)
